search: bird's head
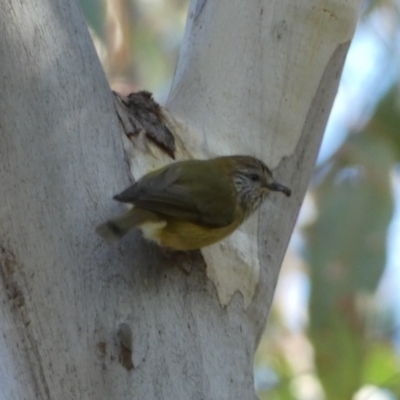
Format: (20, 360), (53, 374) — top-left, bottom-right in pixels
(231, 156), (291, 215)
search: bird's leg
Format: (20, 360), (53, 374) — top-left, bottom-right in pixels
(159, 248), (200, 275)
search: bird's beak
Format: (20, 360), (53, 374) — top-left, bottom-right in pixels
(266, 181), (291, 197)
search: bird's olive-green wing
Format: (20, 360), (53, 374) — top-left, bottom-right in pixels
(114, 160), (236, 228)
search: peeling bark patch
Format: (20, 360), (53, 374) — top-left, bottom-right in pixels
(113, 91), (176, 159)
(8, 282), (25, 308)
(117, 323), (134, 371)
(0, 246), (51, 398)
(0, 246), (25, 310)
(119, 343), (134, 371)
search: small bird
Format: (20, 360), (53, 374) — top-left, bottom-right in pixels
(96, 155), (291, 250)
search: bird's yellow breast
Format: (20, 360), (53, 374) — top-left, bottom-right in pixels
(139, 215), (242, 251)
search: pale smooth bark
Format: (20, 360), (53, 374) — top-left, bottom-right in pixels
(0, 1), (360, 400)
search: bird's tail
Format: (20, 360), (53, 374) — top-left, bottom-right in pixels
(96, 209), (157, 243)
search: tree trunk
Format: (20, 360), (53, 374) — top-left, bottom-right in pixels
(0, 0), (361, 399)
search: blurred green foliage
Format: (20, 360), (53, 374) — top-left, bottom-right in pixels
(306, 83), (400, 399)
(80, 0), (400, 398)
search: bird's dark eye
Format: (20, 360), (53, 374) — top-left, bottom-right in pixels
(249, 173), (260, 182)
